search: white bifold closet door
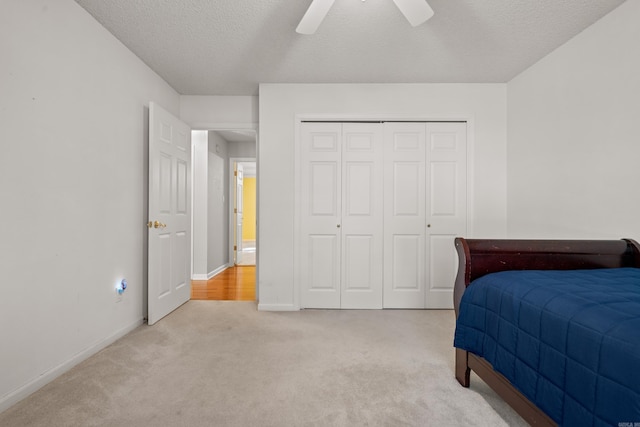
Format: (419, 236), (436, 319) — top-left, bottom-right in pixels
(383, 122), (467, 308)
(300, 122), (384, 309)
(300, 121), (466, 309)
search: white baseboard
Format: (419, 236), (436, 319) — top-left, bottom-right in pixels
(0, 318), (143, 414)
(208, 264), (229, 279)
(257, 303), (299, 311)
(192, 264), (229, 281)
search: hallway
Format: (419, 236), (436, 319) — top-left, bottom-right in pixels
(191, 266), (256, 301)
(236, 239), (256, 266)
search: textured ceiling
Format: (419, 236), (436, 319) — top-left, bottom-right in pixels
(75, 0), (626, 95)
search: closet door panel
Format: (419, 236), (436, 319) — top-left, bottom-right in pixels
(425, 123), (467, 308)
(300, 123), (342, 308)
(383, 123), (426, 308)
(343, 235), (374, 289)
(344, 162), (373, 216)
(430, 162), (457, 215)
(428, 235), (457, 289)
(307, 234), (339, 290)
(391, 234), (421, 290)
(310, 162), (339, 215)
(341, 123), (383, 309)
(393, 162), (421, 215)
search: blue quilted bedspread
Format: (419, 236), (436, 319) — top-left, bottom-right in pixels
(454, 268), (640, 426)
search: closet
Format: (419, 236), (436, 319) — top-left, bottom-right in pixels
(299, 121), (466, 309)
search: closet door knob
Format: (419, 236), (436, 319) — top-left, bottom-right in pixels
(337, 224), (341, 228)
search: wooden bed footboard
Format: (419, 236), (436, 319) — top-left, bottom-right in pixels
(452, 237), (640, 426)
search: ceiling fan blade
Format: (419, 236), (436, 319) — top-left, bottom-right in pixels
(296, 0), (336, 35)
(391, 0), (434, 27)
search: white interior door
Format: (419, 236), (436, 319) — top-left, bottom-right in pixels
(341, 123), (383, 309)
(425, 122), (467, 308)
(383, 123), (427, 308)
(300, 123), (342, 308)
(148, 102), (191, 325)
(235, 163), (244, 264)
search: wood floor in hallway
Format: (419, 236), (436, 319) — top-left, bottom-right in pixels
(191, 266), (256, 301)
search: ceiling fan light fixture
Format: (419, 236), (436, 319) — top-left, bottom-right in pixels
(296, 0), (433, 35)
(392, 0), (434, 27)
(296, 0), (336, 35)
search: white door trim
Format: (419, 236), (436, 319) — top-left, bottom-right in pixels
(294, 114), (475, 310)
(186, 124), (257, 264)
(228, 157), (256, 265)
(186, 122), (258, 296)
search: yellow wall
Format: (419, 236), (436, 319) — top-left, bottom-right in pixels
(242, 177), (256, 240)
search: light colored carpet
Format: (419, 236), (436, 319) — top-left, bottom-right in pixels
(0, 302), (526, 426)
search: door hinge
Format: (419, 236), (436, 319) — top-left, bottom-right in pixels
(234, 245), (237, 251)
(234, 170), (237, 176)
(234, 208), (237, 214)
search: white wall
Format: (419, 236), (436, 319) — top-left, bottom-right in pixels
(228, 140), (257, 158)
(0, 0), (180, 411)
(507, 1), (640, 240)
(258, 84), (507, 310)
(192, 131), (235, 279)
(192, 131), (209, 278)
(207, 132), (230, 273)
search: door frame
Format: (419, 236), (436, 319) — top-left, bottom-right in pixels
(188, 124), (258, 286)
(293, 113), (475, 310)
(228, 157), (257, 266)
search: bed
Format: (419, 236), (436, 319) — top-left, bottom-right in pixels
(452, 238), (640, 426)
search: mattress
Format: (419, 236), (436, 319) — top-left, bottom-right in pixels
(454, 268), (640, 426)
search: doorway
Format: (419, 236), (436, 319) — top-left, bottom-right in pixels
(190, 130), (258, 301)
(232, 160), (257, 266)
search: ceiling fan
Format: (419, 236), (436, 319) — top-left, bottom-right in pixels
(296, 0), (434, 35)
